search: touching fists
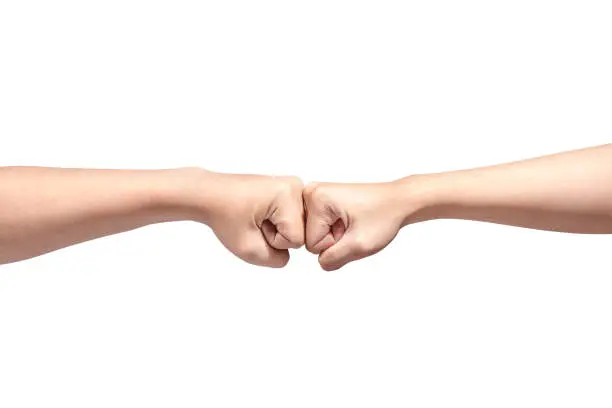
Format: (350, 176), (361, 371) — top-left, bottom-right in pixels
(4, 145), (612, 268)
(302, 181), (411, 271)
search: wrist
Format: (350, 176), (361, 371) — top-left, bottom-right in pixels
(146, 167), (215, 223)
(393, 173), (449, 227)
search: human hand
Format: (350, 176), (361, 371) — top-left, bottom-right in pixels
(302, 179), (420, 271)
(185, 170), (305, 268)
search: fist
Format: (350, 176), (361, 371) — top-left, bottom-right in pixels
(303, 181), (409, 271)
(189, 171), (305, 268)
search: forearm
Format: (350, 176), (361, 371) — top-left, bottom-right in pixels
(402, 144), (612, 233)
(0, 167), (200, 264)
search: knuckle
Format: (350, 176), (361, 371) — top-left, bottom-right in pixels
(304, 183), (330, 207)
(311, 185), (327, 201)
(303, 182), (320, 198)
(273, 179), (295, 197)
(283, 175), (304, 189)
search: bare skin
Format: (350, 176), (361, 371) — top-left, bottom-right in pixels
(304, 144), (612, 271)
(2, 145), (612, 270)
(0, 167), (304, 267)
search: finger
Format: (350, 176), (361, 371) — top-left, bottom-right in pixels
(305, 218), (346, 255)
(239, 233), (291, 268)
(261, 219), (299, 250)
(305, 217), (337, 254)
(263, 177), (305, 250)
(268, 208), (305, 250)
(318, 234), (367, 271)
(303, 184), (341, 254)
(256, 244), (290, 268)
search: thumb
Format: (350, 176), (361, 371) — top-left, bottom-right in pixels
(239, 230), (291, 268)
(318, 232), (371, 271)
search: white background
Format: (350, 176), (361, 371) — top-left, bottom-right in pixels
(1, 1), (612, 407)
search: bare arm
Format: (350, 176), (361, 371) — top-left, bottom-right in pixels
(406, 144), (612, 233)
(0, 167), (303, 266)
(304, 144), (612, 270)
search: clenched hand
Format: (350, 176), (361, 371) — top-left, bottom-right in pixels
(302, 181), (413, 271)
(188, 171), (305, 268)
